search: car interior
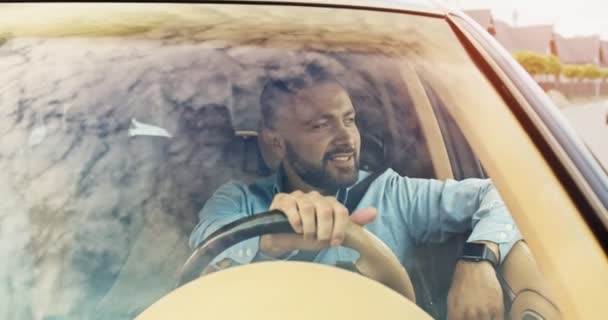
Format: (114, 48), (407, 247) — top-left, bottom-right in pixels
(95, 54), (557, 319)
(88, 51), (450, 318)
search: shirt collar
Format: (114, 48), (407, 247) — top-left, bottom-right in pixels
(271, 165), (288, 194)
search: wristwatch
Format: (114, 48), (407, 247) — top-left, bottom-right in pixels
(460, 243), (499, 269)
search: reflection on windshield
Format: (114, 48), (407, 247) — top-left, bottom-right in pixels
(0, 39), (252, 318)
(0, 4), (492, 320)
(0, 40), (442, 318)
(128, 119), (172, 138)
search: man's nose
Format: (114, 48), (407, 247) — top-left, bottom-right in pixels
(333, 123), (356, 146)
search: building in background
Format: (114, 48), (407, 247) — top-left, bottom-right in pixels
(554, 34), (601, 65)
(465, 9), (608, 98)
(465, 9), (605, 66)
(495, 22), (554, 55)
(600, 41), (608, 67)
(464, 9), (495, 35)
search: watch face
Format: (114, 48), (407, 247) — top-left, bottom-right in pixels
(462, 243), (486, 257)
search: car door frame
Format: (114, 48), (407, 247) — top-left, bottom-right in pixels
(442, 11), (608, 320)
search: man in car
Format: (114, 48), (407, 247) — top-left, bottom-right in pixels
(190, 67), (522, 320)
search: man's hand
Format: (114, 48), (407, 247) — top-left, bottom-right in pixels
(447, 258), (504, 320)
(259, 190), (377, 257)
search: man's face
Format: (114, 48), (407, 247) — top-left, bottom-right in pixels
(274, 81), (361, 191)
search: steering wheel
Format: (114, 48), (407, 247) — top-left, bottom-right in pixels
(176, 210), (416, 302)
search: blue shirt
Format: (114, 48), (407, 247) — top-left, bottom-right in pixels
(189, 169), (522, 272)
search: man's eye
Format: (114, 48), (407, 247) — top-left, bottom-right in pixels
(313, 122), (329, 129)
(345, 117), (355, 125)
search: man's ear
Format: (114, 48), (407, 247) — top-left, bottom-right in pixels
(261, 128), (285, 157)
(259, 128), (284, 171)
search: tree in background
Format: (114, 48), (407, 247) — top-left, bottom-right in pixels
(580, 64), (602, 79)
(513, 51), (607, 97)
(544, 55), (562, 77)
(513, 51), (549, 75)
(599, 68), (608, 82)
(513, 51), (562, 80)
(562, 65), (584, 80)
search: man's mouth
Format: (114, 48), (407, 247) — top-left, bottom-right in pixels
(329, 154), (353, 162)
(326, 152), (355, 167)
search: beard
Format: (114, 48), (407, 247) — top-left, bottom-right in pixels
(285, 142), (359, 192)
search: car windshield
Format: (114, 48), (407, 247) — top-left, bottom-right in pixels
(1, 3), (540, 320)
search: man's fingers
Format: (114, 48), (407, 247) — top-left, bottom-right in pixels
(447, 291), (465, 320)
(466, 308), (480, 320)
(350, 207), (378, 226)
(271, 193), (377, 245)
(447, 256), (504, 320)
(447, 301), (502, 320)
(269, 193), (302, 233)
(315, 197), (334, 241)
(330, 201), (349, 246)
(447, 307), (461, 320)
(296, 193), (317, 240)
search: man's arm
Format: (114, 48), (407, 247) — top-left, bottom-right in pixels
(391, 174), (521, 320)
(189, 181), (265, 266)
(392, 175), (522, 263)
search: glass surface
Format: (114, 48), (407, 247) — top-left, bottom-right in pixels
(0, 3), (538, 320)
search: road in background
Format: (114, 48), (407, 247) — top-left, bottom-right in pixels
(562, 100), (608, 172)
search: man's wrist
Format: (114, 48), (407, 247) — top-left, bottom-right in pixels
(456, 259), (495, 270)
(460, 242), (500, 268)
(476, 241), (500, 262)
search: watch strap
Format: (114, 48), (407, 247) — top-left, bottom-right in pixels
(461, 243), (499, 268)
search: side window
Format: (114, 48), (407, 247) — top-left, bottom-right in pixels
(422, 81), (486, 180)
(347, 58), (435, 179)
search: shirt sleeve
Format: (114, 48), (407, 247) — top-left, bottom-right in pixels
(189, 181), (262, 266)
(391, 175), (522, 263)
(189, 181), (296, 267)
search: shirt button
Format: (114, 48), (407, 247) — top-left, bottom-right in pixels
(238, 249), (244, 257)
(246, 248), (253, 257)
(498, 232), (507, 241)
(505, 224), (513, 231)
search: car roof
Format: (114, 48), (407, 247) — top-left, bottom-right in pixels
(214, 0), (450, 15)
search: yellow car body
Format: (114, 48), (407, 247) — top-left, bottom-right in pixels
(1, 1), (606, 319)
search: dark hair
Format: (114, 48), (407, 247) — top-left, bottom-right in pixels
(260, 64), (341, 128)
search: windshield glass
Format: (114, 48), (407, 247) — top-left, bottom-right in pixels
(1, 3), (544, 320)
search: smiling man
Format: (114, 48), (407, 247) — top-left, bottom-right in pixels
(190, 65), (522, 320)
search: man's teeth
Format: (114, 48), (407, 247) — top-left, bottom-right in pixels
(333, 156), (351, 161)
